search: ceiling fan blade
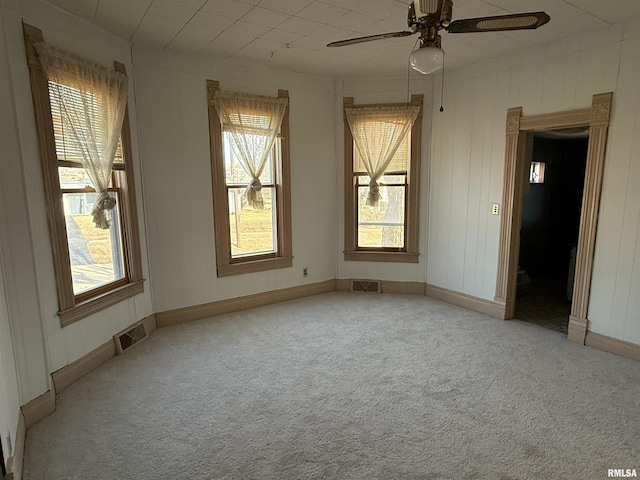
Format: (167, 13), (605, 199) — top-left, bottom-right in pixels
(446, 12), (550, 34)
(327, 31), (414, 47)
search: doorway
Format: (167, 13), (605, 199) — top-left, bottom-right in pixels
(515, 131), (589, 333)
(494, 92), (613, 344)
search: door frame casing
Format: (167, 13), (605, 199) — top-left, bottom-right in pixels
(494, 93), (613, 344)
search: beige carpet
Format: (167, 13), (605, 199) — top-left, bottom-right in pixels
(23, 292), (640, 479)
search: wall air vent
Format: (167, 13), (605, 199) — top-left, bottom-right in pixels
(114, 321), (148, 354)
(350, 279), (381, 293)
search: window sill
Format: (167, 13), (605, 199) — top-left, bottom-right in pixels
(58, 280), (145, 328)
(344, 251), (419, 263)
(217, 256), (293, 277)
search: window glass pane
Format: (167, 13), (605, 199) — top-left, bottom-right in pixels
(357, 174), (406, 185)
(357, 184), (405, 248)
(59, 166), (92, 189)
(59, 167), (113, 189)
(223, 132), (273, 185)
(63, 192), (125, 295)
(229, 187), (276, 257)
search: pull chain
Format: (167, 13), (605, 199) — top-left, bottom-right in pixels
(439, 50), (446, 112)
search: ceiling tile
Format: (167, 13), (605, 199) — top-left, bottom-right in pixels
(359, 0), (408, 20)
(94, 0), (151, 40)
(48, 0), (98, 21)
(130, 15), (185, 47)
(200, 0), (253, 19)
(166, 23), (224, 52)
(156, 0), (206, 9)
(296, 2), (349, 24)
(277, 16), (324, 35)
(288, 35), (328, 50)
(258, 0), (314, 15)
(145, 1), (198, 23)
(237, 37), (284, 56)
(318, 0), (364, 13)
(309, 24), (358, 42)
(187, 11), (237, 30)
(225, 20), (272, 37)
(260, 28), (303, 45)
(201, 30), (252, 57)
(241, 6), (290, 27)
(331, 11), (380, 34)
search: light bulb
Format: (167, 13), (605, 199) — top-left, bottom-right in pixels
(409, 45), (444, 75)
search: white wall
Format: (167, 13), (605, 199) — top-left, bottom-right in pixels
(427, 20), (640, 345)
(0, 0), (49, 410)
(335, 75), (434, 283)
(0, 0), (154, 407)
(133, 48), (337, 313)
(0, 239), (20, 470)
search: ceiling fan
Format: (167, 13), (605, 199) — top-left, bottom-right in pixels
(327, 0), (550, 74)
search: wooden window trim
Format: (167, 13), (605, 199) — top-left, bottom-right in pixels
(207, 80), (293, 277)
(23, 23), (144, 327)
(343, 95), (423, 263)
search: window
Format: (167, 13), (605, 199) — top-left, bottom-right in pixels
(24, 24), (144, 327)
(529, 161), (546, 183)
(207, 81), (292, 276)
(343, 95), (423, 263)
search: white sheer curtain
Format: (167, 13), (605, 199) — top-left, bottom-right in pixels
(35, 43), (128, 229)
(346, 106), (420, 206)
(213, 90), (288, 209)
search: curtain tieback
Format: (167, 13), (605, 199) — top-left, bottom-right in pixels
(248, 177), (263, 192)
(91, 191), (116, 229)
(368, 179), (380, 196)
(367, 179), (381, 207)
(245, 177), (265, 210)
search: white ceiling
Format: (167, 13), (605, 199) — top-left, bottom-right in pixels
(45, 0), (640, 78)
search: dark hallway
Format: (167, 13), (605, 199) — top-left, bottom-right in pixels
(515, 132), (588, 334)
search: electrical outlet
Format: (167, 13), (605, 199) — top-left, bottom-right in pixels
(303, 267), (308, 277)
(491, 203), (500, 215)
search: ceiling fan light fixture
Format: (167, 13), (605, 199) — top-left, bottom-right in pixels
(409, 44), (443, 74)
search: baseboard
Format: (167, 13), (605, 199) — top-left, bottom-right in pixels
(20, 389), (55, 430)
(336, 279), (425, 295)
(156, 279), (338, 328)
(51, 341), (116, 393)
(424, 283), (506, 319)
(585, 331), (640, 362)
(381, 281), (425, 295)
(5, 411), (25, 480)
(143, 314), (157, 335)
(568, 315), (588, 344)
